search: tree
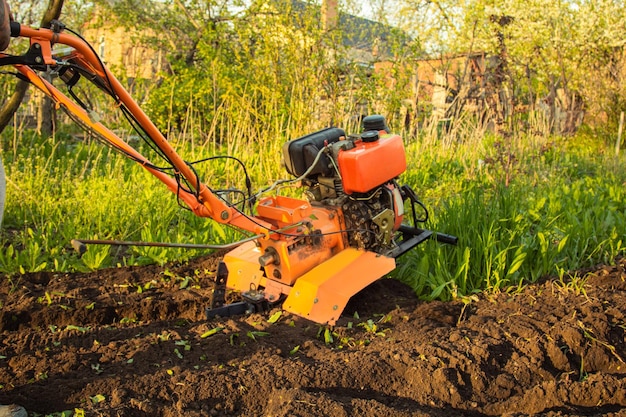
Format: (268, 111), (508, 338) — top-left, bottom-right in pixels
(573, 0), (626, 131)
(451, 0), (625, 134)
(0, 0), (66, 134)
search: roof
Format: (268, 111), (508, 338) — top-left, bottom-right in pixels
(263, 0), (408, 62)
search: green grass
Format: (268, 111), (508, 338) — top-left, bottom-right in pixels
(0, 127), (254, 274)
(1, 118), (625, 302)
(396, 128), (626, 299)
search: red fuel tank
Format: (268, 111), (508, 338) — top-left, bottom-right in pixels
(337, 133), (407, 194)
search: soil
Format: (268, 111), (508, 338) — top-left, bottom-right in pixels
(1, 253), (626, 417)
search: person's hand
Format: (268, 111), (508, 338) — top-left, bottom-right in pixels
(0, 0), (11, 51)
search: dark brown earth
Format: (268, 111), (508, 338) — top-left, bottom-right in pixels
(1, 254), (626, 416)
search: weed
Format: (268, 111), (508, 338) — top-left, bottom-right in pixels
(317, 326), (337, 344)
(554, 272), (589, 297)
(457, 294), (479, 325)
(80, 244), (111, 271)
(358, 319), (388, 337)
(200, 327), (224, 338)
(267, 310), (282, 324)
(175, 340), (192, 351)
(156, 332), (171, 342)
(179, 276), (191, 289)
(65, 325), (90, 333)
(578, 320), (624, 363)
(90, 394), (106, 405)
(579, 355), (588, 382)
(246, 331), (269, 341)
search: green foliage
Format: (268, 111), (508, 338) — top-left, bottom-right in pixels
(1, 1), (625, 304)
(0, 130), (234, 274)
(396, 129), (626, 300)
(92, 0), (418, 140)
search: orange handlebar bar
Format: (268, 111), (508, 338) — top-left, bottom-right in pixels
(6, 22), (273, 234)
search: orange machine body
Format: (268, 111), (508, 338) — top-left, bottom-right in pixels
(2, 23), (456, 327)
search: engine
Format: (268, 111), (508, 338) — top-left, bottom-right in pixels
(282, 115), (408, 254)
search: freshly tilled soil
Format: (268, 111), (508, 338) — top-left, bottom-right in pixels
(1, 254), (625, 416)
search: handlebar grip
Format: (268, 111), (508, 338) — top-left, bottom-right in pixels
(434, 232), (458, 245)
(10, 21), (20, 37)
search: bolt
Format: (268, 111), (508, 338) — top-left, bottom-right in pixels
(220, 210), (229, 220)
(313, 298), (318, 304)
(333, 305), (338, 310)
(35, 57), (42, 64)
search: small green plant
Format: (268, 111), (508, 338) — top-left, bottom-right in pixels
(90, 394), (106, 405)
(200, 327), (224, 338)
(175, 340), (192, 351)
(65, 325), (90, 333)
(79, 245), (111, 271)
(578, 320), (624, 363)
(357, 319), (388, 337)
(246, 331), (269, 341)
(317, 326), (337, 344)
(267, 311), (282, 324)
(554, 271), (589, 297)
(579, 355), (587, 382)
(156, 332), (171, 342)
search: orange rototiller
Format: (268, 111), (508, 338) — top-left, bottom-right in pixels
(0, 21), (456, 325)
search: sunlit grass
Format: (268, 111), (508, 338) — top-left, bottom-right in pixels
(1, 112), (625, 302)
(396, 125), (626, 299)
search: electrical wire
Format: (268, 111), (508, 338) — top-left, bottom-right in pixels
(57, 26), (212, 209)
(57, 26), (269, 216)
(9, 25), (412, 247)
(64, 27), (117, 99)
(188, 155), (254, 211)
(253, 144), (329, 200)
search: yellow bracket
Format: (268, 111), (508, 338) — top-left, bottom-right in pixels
(282, 248), (396, 325)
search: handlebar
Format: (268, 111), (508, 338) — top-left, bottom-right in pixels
(1, 21), (275, 235)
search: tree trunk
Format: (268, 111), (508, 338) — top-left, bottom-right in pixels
(37, 73), (55, 136)
(0, 80), (28, 132)
(0, 0), (65, 135)
(41, 0), (65, 29)
(36, 0), (66, 137)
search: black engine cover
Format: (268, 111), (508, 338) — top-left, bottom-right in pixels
(282, 127), (345, 177)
